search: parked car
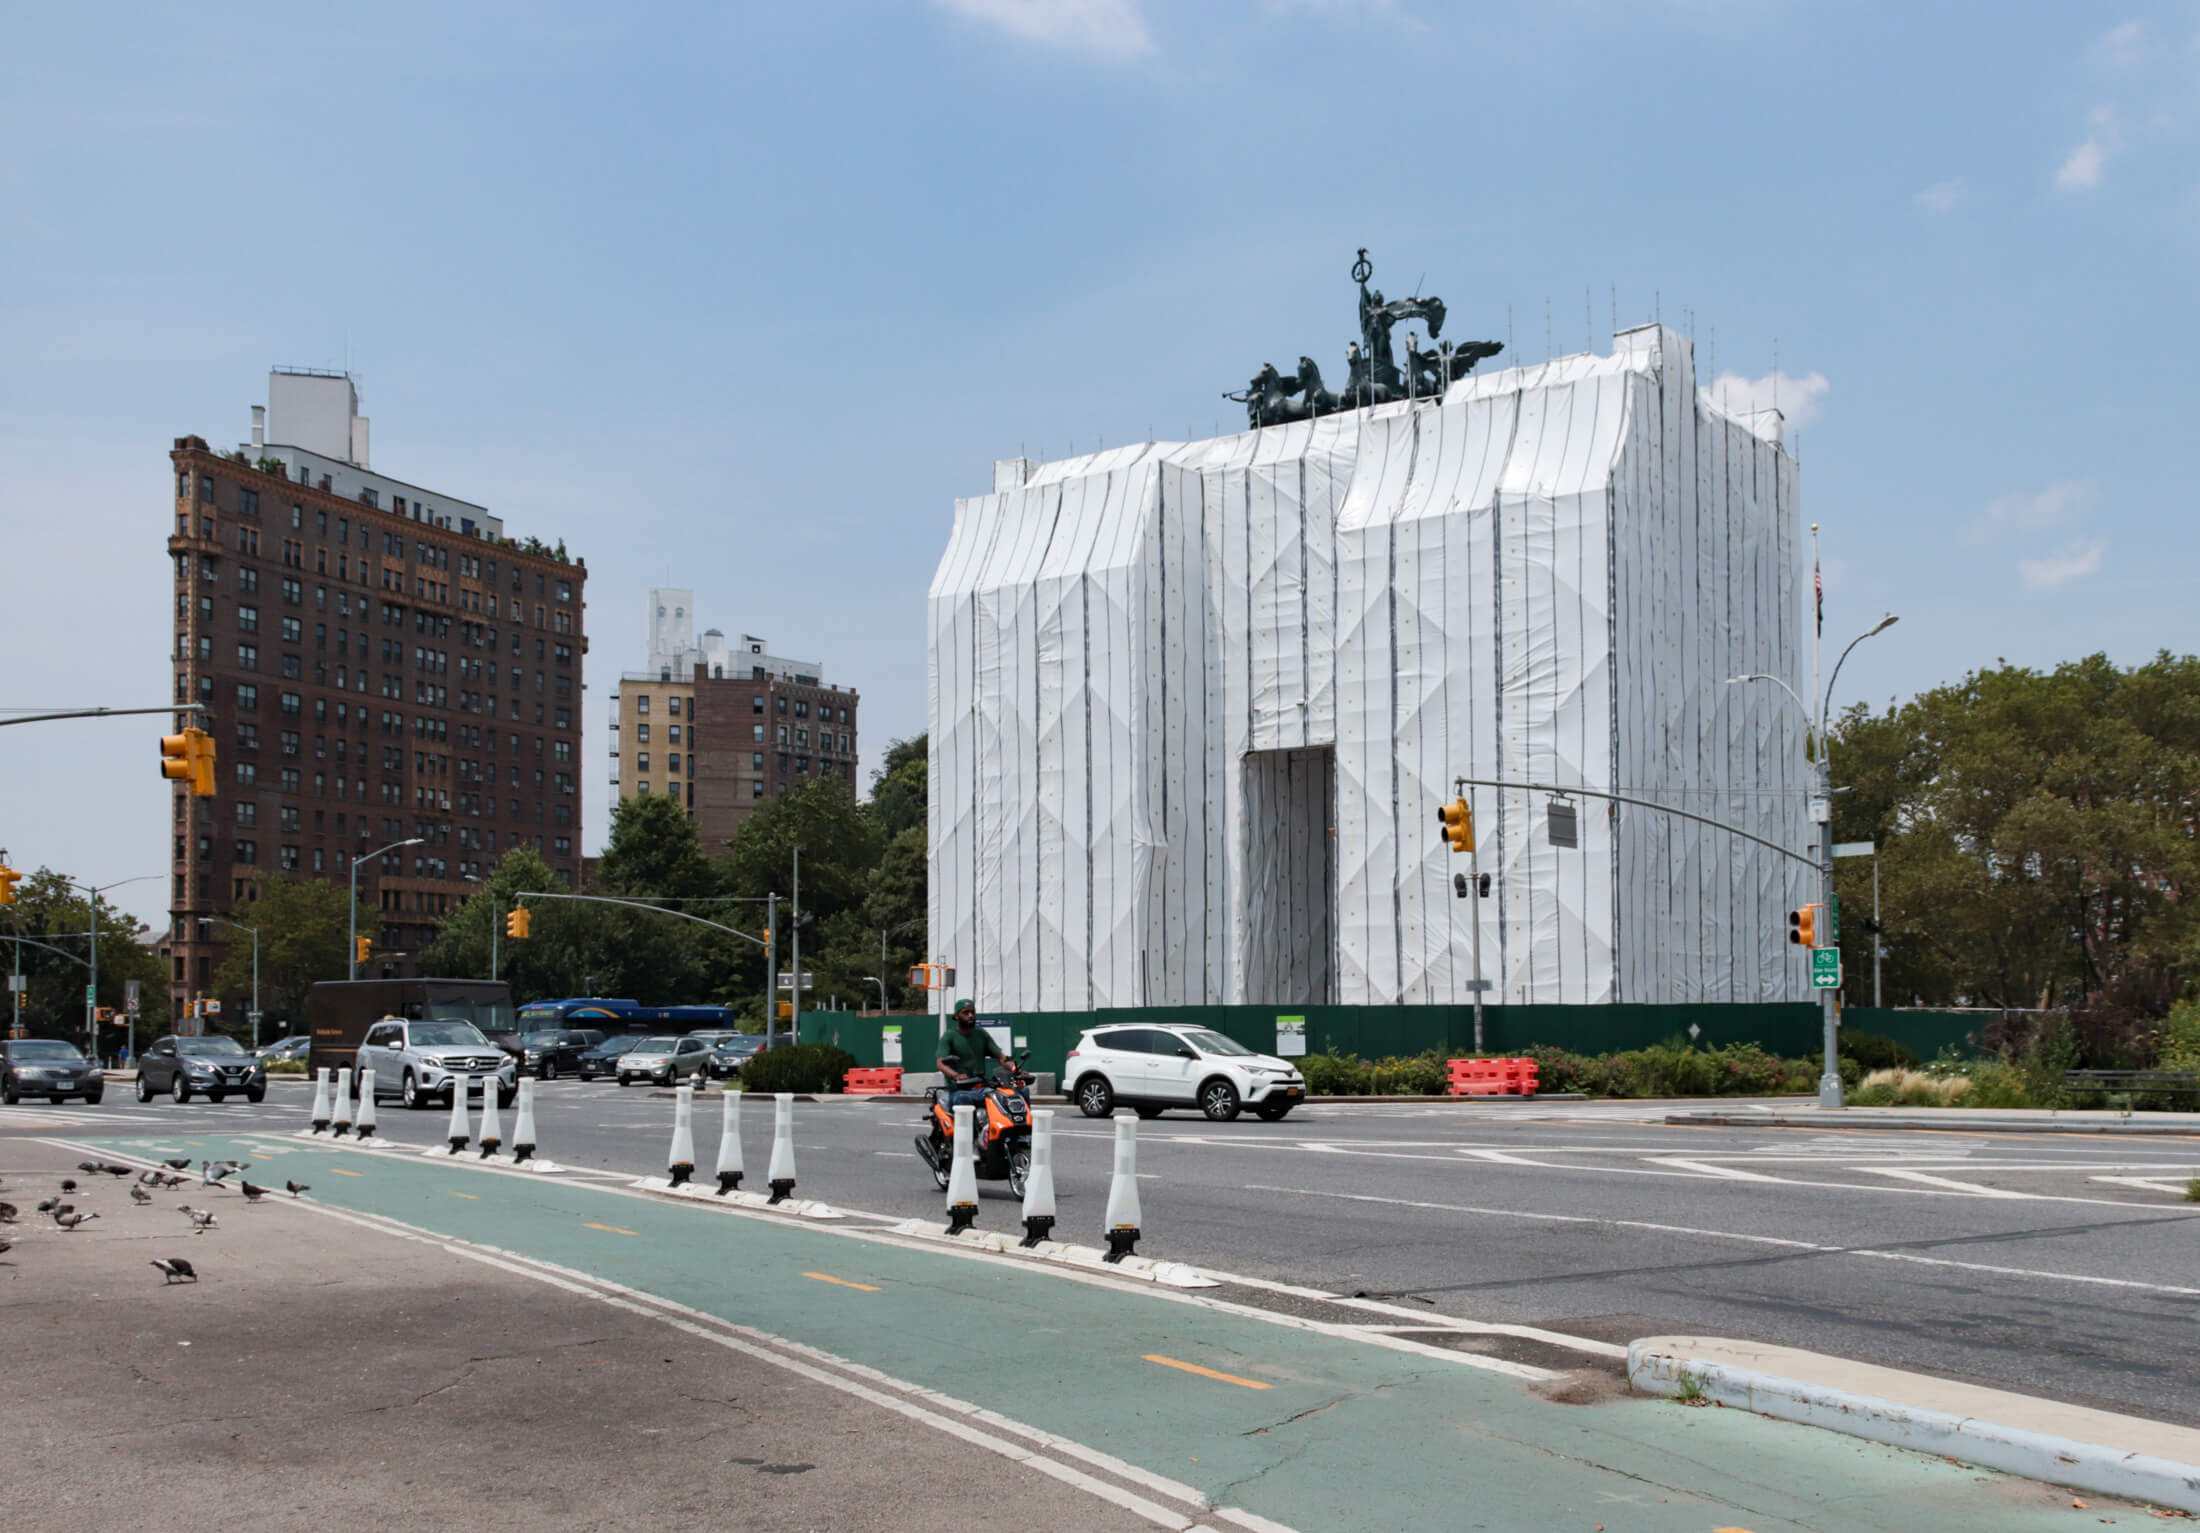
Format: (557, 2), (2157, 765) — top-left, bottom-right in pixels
(1, 1037), (104, 1105)
(353, 1017), (518, 1110)
(617, 1035), (714, 1087)
(135, 1035), (267, 1104)
(520, 1029), (605, 1080)
(257, 1035), (312, 1063)
(705, 1034), (768, 1079)
(574, 1034), (647, 1080)
(1062, 1023), (1305, 1122)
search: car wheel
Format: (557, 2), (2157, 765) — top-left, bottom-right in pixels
(173, 1075), (192, 1104)
(51, 1095), (66, 1105)
(209, 1091), (227, 1104)
(133, 1073), (150, 1103)
(498, 1087), (516, 1110)
(616, 1073), (631, 1087)
(1008, 1147), (1032, 1201)
(540, 1060), (556, 1081)
(1199, 1080), (1242, 1122)
(1255, 1101), (1293, 1121)
(84, 1091), (103, 1106)
(1075, 1075), (1114, 1118)
(401, 1071), (425, 1111)
(1, 1078), (16, 1106)
(1134, 1104), (1162, 1119)
(246, 1088), (265, 1104)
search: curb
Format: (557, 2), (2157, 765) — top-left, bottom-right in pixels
(1627, 1339), (2200, 1514)
(1667, 1111), (2200, 1136)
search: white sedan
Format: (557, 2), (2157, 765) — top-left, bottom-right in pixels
(1062, 1024), (1305, 1122)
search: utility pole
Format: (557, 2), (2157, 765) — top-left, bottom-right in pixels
(1469, 828), (1485, 1054)
(790, 846), (801, 1046)
(765, 890), (778, 1048)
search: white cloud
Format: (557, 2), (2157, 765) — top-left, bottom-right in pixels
(933, 0), (1154, 57)
(2056, 137), (2107, 190)
(2020, 538), (2106, 589)
(1970, 479), (2095, 541)
(1702, 369), (1829, 432)
(2096, 18), (2145, 69)
(1914, 179), (1961, 214)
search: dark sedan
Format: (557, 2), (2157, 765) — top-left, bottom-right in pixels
(706, 1035), (769, 1079)
(521, 1029), (606, 1080)
(575, 1034), (647, 1081)
(1, 1038), (104, 1105)
(135, 1034), (267, 1104)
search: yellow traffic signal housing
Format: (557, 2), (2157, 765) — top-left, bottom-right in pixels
(160, 728), (217, 797)
(505, 906), (532, 940)
(0, 864), (20, 904)
(1789, 905), (1818, 947)
(1437, 797), (1475, 854)
(777, 1000), (794, 1021)
(355, 935), (373, 964)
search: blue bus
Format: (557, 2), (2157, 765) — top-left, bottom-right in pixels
(513, 998), (740, 1040)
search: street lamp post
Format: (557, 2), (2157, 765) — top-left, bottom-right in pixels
(199, 916), (260, 1047)
(350, 838), (425, 981)
(69, 875), (161, 1064)
(1731, 610), (1897, 1111)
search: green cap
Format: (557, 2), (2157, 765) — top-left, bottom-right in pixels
(952, 997), (974, 1013)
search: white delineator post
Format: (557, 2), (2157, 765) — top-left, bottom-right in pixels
(510, 1075), (536, 1163)
(477, 1075), (503, 1159)
(766, 1092), (796, 1204)
(714, 1087), (744, 1195)
(667, 1084), (696, 1187)
(355, 1069), (378, 1139)
(1019, 1108), (1056, 1248)
(945, 1104), (979, 1235)
(309, 1067), (332, 1133)
(445, 1076), (472, 1154)
(1102, 1112), (1141, 1263)
(331, 1066), (354, 1138)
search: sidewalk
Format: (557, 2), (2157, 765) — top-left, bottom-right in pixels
(43, 1123), (2182, 1531)
(1669, 1104), (2200, 1135)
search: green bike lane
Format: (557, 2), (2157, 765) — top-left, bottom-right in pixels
(75, 1131), (2103, 1533)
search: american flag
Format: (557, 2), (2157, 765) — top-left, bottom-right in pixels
(1814, 555), (1823, 637)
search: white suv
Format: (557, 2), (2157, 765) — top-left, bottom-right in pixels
(1063, 1024), (1305, 1122)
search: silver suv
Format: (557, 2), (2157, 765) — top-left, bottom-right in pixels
(356, 1017), (517, 1111)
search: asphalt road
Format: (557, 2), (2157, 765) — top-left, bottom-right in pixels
(10, 1079), (2198, 1429)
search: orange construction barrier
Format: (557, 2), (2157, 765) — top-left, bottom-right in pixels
(1446, 1057), (1538, 1097)
(843, 1067), (904, 1096)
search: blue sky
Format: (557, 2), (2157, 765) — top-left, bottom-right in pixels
(2, 1), (2194, 932)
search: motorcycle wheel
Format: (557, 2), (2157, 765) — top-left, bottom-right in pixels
(1008, 1147), (1031, 1201)
(917, 1133), (950, 1191)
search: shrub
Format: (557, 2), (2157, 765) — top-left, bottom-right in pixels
(2158, 1000), (2200, 1072)
(1852, 1068), (1970, 1107)
(1299, 1052), (1372, 1096)
(1367, 1051), (1449, 1095)
(737, 1042), (859, 1095)
(1840, 1032), (1918, 1073)
(266, 1059), (307, 1076)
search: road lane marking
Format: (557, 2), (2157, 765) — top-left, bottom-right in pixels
(1247, 1184), (2200, 1299)
(804, 1271), (883, 1291)
(329, 1168), (364, 1177)
(1646, 1158), (1792, 1183)
(448, 1191), (480, 1200)
(1864, 1168), (2027, 1198)
(584, 1221), (637, 1236)
(1143, 1355), (1271, 1390)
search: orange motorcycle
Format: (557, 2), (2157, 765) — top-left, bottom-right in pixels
(915, 1057), (1035, 1199)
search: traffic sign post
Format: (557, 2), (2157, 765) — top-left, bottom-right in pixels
(1810, 947), (1842, 990)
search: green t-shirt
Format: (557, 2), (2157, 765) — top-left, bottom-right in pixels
(936, 1022), (1003, 1083)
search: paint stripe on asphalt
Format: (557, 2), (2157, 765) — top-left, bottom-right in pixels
(1143, 1354), (1271, 1390)
(805, 1271), (883, 1291)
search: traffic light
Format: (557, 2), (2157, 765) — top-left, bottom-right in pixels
(0, 864), (19, 904)
(355, 935), (373, 964)
(1437, 797), (1475, 854)
(1789, 905), (1818, 947)
(505, 906), (531, 940)
(160, 727), (217, 797)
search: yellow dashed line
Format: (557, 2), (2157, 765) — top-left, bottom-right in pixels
(448, 1191), (480, 1200)
(1142, 1354), (1270, 1390)
(803, 1272), (882, 1292)
(584, 1222), (637, 1236)
(329, 1168), (364, 1177)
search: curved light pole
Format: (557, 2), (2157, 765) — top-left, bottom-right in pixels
(350, 838), (424, 981)
(1730, 612), (1898, 1109)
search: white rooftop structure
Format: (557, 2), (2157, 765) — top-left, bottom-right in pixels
(928, 324), (1810, 1010)
(644, 589), (820, 683)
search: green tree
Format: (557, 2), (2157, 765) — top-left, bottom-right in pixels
(719, 776), (886, 1016)
(868, 733), (927, 839)
(208, 875), (350, 1028)
(3, 868), (167, 1047)
(595, 792), (718, 900)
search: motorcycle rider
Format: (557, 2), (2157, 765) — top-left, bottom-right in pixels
(936, 998), (1006, 1148)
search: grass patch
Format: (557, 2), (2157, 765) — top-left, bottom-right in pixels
(1673, 1369), (1710, 1406)
(2186, 1177), (2200, 1204)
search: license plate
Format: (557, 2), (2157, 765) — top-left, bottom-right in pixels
(1285, 1087), (1303, 1097)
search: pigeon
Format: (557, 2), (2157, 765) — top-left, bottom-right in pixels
(36, 1196), (62, 1214)
(54, 1210), (99, 1231)
(100, 1164), (131, 1178)
(0, 1201), (16, 1223)
(285, 1181), (311, 1198)
(238, 1182), (268, 1203)
(76, 1161), (101, 1173)
(177, 1205), (218, 1233)
(130, 1186), (153, 1205)
(44, 1203), (75, 1222)
(199, 1161), (242, 1190)
(211, 1159), (250, 1174)
(0, 1236), (11, 1260)
(162, 1159), (191, 1171)
(59, 1179), (77, 1193)
(150, 1257), (198, 1284)
(138, 1170), (163, 1185)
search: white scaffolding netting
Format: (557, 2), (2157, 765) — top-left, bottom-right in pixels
(929, 325), (1808, 1009)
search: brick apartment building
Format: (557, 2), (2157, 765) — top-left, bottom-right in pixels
(165, 370), (586, 1021)
(609, 593), (858, 852)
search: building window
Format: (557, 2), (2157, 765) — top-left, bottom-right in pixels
(667, 696), (681, 717)
(237, 643), (259, 669)
(235, 839), (257, 864)
(751, 696), (764, 713)
(636, 780), (650, 795)
(636, 723), (650, 744)
(234, 803), (256, 827)
(280, 845), (300, 870)
(236, 684), (259, 709)
(795, 701), (808, 718)
(752, 752), (763, 770)
(238, 605), (259, 633)
(752, 723), (765, 742)
(777, 697), (787, 714)
(751, 780), (764, 798)
(668, 725), (681, 744)
(635, 695), (650, 715)
(668, 753), (682, 775)
(636, 753), (650, 772)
